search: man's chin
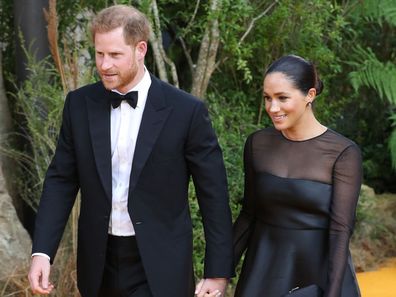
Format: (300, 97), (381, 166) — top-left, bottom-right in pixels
(102, 81), (117, 90)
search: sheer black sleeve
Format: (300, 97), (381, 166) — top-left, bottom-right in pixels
(325, 144), (362, 297)
(233, 134), (257, 265)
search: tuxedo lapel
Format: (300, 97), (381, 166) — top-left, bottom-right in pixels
(129, 77), (172, 193)
(86, 85), (112, 203)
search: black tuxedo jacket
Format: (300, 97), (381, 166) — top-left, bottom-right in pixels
(32, 75), (234, 297)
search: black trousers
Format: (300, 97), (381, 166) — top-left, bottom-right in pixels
(98, 235), (153, 297)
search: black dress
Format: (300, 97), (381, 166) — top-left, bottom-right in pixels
(233, 127), (362, 297)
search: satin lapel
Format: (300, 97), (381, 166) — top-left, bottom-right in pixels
(86, 87), (112, 203)
(129, 77), (172, 193)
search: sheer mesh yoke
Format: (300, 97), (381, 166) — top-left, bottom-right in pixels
(233, 127), (362, 297)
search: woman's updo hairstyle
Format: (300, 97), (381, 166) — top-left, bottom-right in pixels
(264, 55), (324, 96)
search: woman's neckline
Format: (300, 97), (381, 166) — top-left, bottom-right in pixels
(279, 126), (329, 142)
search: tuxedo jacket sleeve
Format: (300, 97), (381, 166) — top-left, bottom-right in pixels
(32, 91), (80, 261)
(32, 76), (234, 297)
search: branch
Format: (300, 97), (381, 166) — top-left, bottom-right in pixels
(178, 36), (195, 75)
(182, 0), (201, 37)
(176, 0), (201, 75)
(149, 0), (179, 87)
(238, 0), (279, 46)
(149, 0), (168, 82)
(43, 0), (67, 94)
(191, 0), (221, 98)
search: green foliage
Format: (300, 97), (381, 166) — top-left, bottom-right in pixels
(208, 89), (260, 205)
(190, 88), (259, 278)
(355, 0), (396, 27)
(347, 47), (396, 170)
(349, 46), (396, 105)
(345, 3), (396, 172)
(212, 0), (348, 126)
(0, 0), (15, 81)
(2, 54), (64, 210)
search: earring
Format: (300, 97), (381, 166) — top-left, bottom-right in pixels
(306, 101), (312, 107)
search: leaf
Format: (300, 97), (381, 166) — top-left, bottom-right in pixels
(348, 46), (396, 105)
(359, 0), (396, 27)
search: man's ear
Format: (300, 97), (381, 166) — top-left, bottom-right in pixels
(135, 41), (147, 60)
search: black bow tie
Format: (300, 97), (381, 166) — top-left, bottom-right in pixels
(109, 91), (138, 109)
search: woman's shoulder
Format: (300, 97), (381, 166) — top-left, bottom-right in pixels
(248, 126), (279, 141)
(325, 129), (358, 146)
(244, 127), (282, 150)
(322, 129), (361, 155)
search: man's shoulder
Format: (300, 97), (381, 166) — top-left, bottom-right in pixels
(69, 81), (104, 96)
(64, 81), (107, 108)
(150, 74), (202, 105)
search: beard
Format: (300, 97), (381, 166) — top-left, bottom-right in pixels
(99, 63), (138, 93)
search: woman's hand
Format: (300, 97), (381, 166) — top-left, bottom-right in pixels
(195, 278), (227, 297)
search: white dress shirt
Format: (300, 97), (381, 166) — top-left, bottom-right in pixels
(109, 69), (151, 236)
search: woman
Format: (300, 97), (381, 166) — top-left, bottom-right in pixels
(233, 55), (362, 297)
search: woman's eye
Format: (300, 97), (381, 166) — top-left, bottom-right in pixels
(263, 96), (271, 102)
(279, 96), (288, 101)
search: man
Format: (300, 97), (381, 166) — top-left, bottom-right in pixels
(28, 5), (234, 297)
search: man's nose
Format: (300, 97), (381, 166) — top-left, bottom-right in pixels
(99, 56), (112, 70)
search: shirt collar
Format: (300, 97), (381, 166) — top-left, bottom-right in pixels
(111, 66), (152, 109)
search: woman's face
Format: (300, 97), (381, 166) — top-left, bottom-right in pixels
(263, 72), (313, 132)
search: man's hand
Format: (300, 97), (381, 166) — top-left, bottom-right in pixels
(28, 255), (54, 295)
(195, 278), (228, 297)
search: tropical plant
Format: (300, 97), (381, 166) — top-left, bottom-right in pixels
(346, 0), (396, 170)
(348, 46), (396, 168)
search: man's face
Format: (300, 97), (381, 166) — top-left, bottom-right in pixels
(95, 27), (143, 93)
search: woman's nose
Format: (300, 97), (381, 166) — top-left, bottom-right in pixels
(269, 101), (280, 112)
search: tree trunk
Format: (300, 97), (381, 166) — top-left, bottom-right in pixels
(0, 46), (16, 200)
(148, 0), (179, 87)
(0, 45), (31, 279)
(0, 51), (11, 147)
(190, 0), (221, 99)
(13, 0), (50, 84)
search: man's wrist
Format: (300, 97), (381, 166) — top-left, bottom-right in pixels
(31, 253), (51, 261)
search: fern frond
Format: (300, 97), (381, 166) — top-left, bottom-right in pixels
(359, 0), (396, 27)
(349, 46), (396, 105)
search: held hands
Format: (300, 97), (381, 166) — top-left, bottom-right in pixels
(195, 278), (228, 297)
(28, 255), (54, 295)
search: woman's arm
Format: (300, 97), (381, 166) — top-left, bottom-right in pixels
(233, 134), (257, 265)
(326, 144), (362, 297)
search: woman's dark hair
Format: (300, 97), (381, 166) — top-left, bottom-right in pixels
(264, 55), (324, 95)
